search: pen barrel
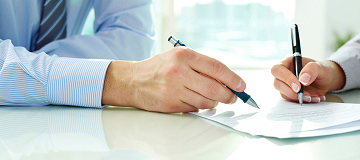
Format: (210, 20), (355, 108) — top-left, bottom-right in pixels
(227, 86), (250, 103)
(293, 53), (303, 94)
(293, 53), (302, 78)
(236, 91), (250, 103)
(299, 85), (303, 93)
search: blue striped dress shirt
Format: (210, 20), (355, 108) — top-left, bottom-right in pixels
(0, 0), (155, 108)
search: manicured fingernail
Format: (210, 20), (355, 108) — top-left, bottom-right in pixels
(311, 97), (321, 103)
(320, 96), (326, 101)
(236, 80), (244, 91)
(299, 73), (311, 85)
(291, 83), (300, 92)
(304, 95), (311, 102)
(231, 96), (238, 104)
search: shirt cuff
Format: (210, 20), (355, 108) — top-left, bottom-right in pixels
(47, 57), (112, 108)
(327, 52), (360, 92)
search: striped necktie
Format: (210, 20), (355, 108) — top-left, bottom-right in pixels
(35, 0), (67, 50)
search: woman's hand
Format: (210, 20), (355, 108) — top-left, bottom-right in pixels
(271, 56), (346, 103)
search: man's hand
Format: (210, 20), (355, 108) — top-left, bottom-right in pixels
(271, 55), (346, 103)
(102, 47), (246, 113)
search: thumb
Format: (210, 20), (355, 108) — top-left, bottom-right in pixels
(298, 62), (326, 86)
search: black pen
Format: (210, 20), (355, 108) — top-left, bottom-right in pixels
(291, 24), (303, 105)
(168, 36), (259, 109)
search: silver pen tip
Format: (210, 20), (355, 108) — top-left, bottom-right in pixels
(298, 93), (303, 105)
(246, 97), (260, 109)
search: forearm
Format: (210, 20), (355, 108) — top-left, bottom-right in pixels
(327, 34), (360, 92)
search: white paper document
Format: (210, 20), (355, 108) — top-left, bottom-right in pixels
(190, 100), (360, 138)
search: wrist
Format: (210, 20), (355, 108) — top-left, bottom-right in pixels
(324, 61), (346, 91)
(102, 61), (136, 107)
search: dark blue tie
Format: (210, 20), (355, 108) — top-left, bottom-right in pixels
(35, 0), (67, 50)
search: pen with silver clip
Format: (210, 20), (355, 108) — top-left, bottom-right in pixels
(291, 24), (304, 105)
(168, 36), (259, 109)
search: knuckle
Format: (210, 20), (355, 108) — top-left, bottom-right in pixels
(160, 65), (183, 80)
(281, 92), (297, 100)
(280, 94), (288, 99)
(207, 83), (219, 97)
(226, 96), (234, 104)
(165, 67), (178, 76)
(172, 47), (194, 60)
(211, 60), (225, 76)
(169, 104), (179, 111)
(159, 85), (176, 97)
(284, 72), (295, 84)
(286, 55), (293, 61)
(280, 93), (295, 100)
(198, 99), (212, 109)
(273, 79), (282, 90)
(230, 75), (239, 87)
(306, 62), (319, 72)
(271, 64), (280, 76)
(307, 61), (316, 67)
(165, 100), (182, 111)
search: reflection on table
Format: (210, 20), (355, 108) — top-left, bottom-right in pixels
(0, 105), (244, 160)
(0, 69), (360, 160)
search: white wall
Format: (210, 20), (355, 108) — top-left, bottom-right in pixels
(294, 0), (360, 61)
(152, 0), (175, 56)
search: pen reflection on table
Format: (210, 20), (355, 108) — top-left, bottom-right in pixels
(168, 36), (259, 109)
(291, 24), (304, 105)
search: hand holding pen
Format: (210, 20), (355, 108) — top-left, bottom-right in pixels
(103, 35), (255, 113)
(271, 24), (346, 103)
(168, 36), (259, 109)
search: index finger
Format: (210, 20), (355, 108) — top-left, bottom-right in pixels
(278, 55), (295, 72)
(187, 49), (245, 92)
(271, 62), (301, 93)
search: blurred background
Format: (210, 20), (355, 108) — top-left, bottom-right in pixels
(82, 0), (360, 69)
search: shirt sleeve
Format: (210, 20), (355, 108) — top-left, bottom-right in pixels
(0, 39), (112, 107)
(34, 0), (155, 61)
(327, 34), (360, 92)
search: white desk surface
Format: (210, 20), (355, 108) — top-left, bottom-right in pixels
(1, 69), (360, 160)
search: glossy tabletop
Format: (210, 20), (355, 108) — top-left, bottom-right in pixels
(1, 69), (359, 160)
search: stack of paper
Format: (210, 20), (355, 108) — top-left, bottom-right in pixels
(190, 100), (360, 138)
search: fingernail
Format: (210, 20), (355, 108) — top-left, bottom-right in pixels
(304, 95), (311, 102)
(231, 96), (238, 104)
(299, 73), (311, 85)
(236, 80), (244, 91)
(320, 96), (326, 101)
(311, 97), (321, 103)
(291, 83), (300, 92)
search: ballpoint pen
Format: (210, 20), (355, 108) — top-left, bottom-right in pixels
(291, 24), (304, 105)
(168, 36), (259, 109)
